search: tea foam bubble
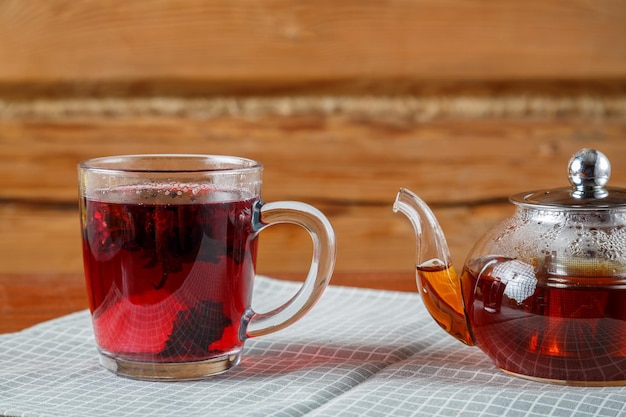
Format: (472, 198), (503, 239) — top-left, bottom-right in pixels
(88, 183), (254, 205)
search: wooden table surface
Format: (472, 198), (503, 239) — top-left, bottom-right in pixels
(0, 271), (416, 334)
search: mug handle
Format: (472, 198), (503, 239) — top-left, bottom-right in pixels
(246, 201), (336, 338)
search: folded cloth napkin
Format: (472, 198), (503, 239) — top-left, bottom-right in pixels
(1, 276), (625, 417)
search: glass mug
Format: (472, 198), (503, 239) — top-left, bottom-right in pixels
(78, 155), (336, 380)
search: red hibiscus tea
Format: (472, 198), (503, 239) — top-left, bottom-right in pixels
(79, 154), (335, 380)
(81, 185), (259, 370)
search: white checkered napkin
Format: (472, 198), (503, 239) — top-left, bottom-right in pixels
(1, 276), (626, 417)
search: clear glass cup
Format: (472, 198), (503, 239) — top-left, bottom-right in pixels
(78, 154), (336, 380)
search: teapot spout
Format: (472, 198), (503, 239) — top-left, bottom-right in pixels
(393, 188), (474, 345)
(393, 188), (452, 268)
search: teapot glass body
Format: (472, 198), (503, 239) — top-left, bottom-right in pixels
(395, 149), (626, 385)
(460, 206), (626, 384)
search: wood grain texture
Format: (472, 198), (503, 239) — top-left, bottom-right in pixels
(2, 1), (626, 332)
(0, 273), (88, 333)
(1, 0), (625, 89)
(1, 114), (625, 277)
(1, 114), (625, 205)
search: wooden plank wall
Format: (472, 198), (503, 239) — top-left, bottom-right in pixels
(1, 0), (626, 290)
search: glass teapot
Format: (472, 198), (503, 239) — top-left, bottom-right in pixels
(394, 149), (626, 385)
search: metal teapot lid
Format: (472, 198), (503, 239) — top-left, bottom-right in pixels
(510, 149), (626, 209)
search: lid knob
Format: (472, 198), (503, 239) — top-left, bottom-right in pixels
(568, 148), (610, 199)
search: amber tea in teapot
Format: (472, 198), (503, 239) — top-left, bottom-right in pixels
(398, 149), (626, 385)
(462, 256), (625, 382)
